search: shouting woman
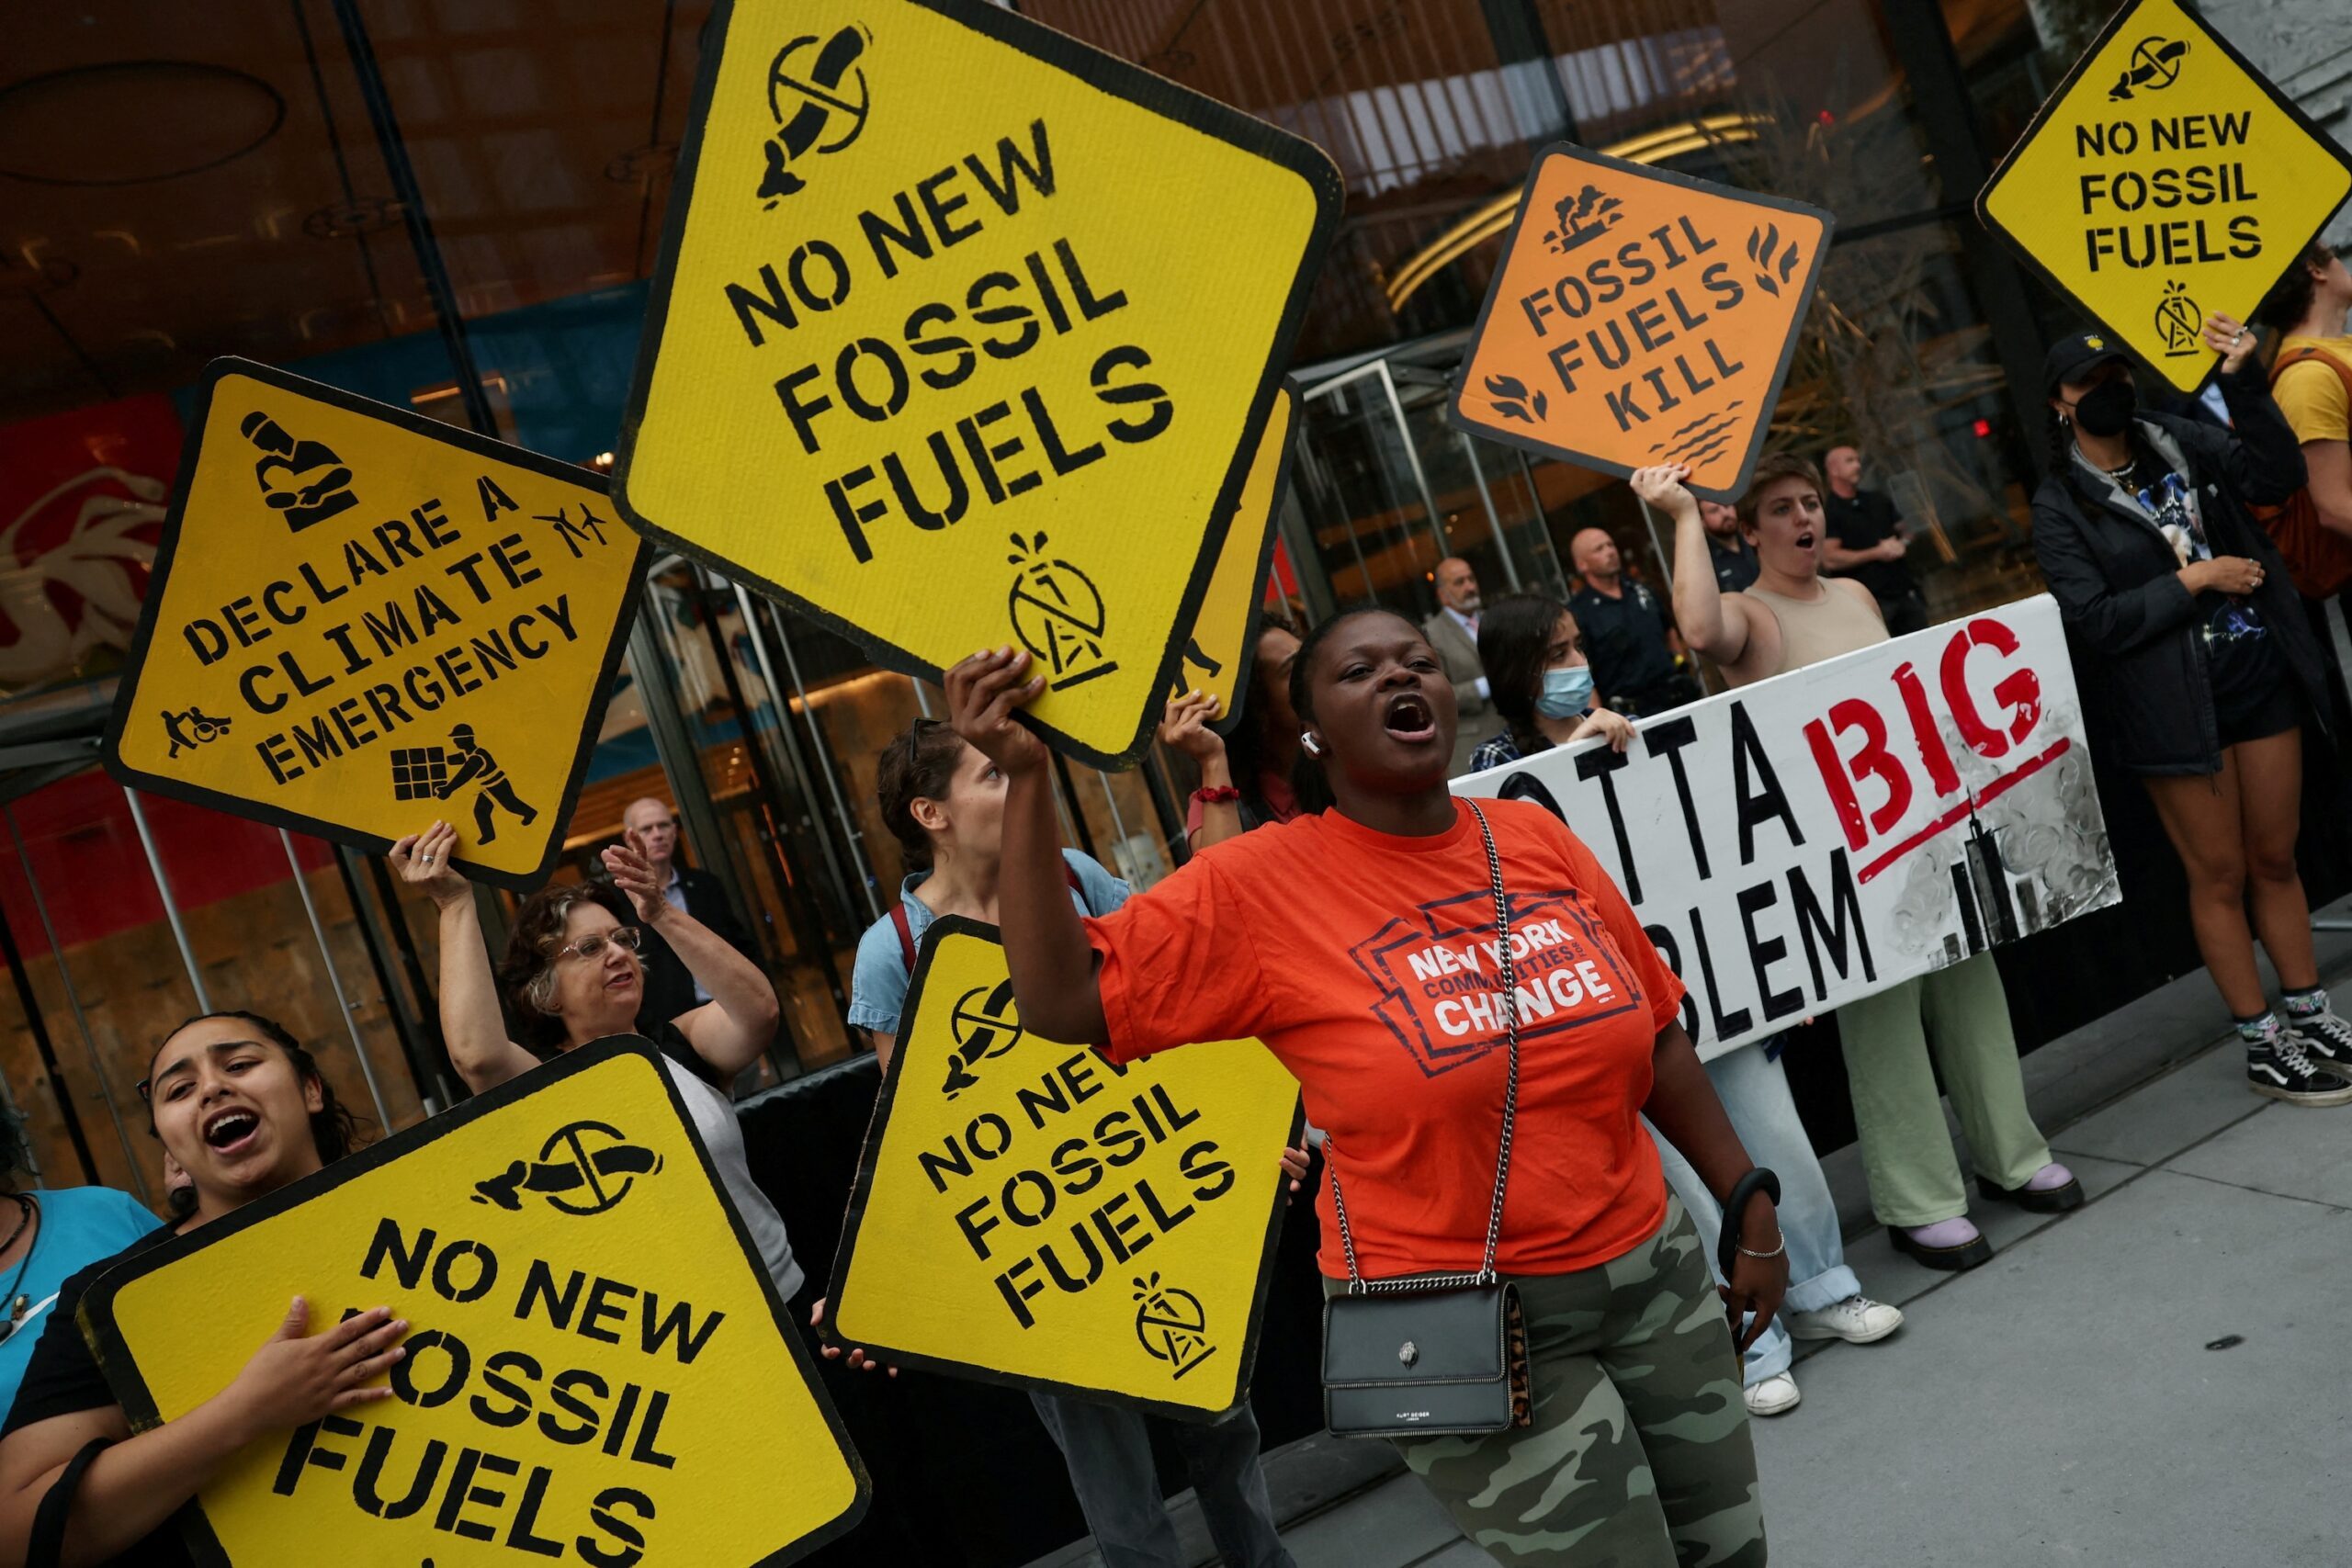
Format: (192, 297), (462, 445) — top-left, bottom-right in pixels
(0, 1013), (399, 1567)
(954, 614), (1781, 1568)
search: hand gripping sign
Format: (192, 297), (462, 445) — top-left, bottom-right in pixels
(829, 921), (1301, 1418)
(83, 1039), (865, 1568)
(1449, 144), (1832, 502)
(1168, 383), (1299, 737)
(614, 0), (1341, 767)
(1977, 0), (2352, 392)
(1453, 596), (2119, 1060)
(102, 359), (650, 890)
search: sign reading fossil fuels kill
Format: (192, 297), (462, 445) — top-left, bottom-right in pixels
(84, 1039), (865, 1568)
(829, 921), (1301, 1417)
(1448, 144), (1831, 502)
(102, 358), (649, 890)
(1977, 0), (2352, 392)
(615, 0), (1341, 766)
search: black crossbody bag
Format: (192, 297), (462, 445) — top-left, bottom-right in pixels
(1321, 800), (1533, 1438)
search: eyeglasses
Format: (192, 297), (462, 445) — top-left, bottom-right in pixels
(554, 926), (644, 964)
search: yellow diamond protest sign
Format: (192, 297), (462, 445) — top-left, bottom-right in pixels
(103, 358), (649, 890)
(1978, 0), (2352, 391)
(830, 921), (1300, 1417)
(1448, 144), (1832, 502)
(614, 0), (1341, 766)
(84, 1039), (865, 1568)
(1167, 383), (1297, 735)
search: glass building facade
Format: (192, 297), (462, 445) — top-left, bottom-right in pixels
(0, 0), (2238, 1188)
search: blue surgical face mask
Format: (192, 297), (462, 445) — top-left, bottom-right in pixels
(1535, 665), (1594, 718)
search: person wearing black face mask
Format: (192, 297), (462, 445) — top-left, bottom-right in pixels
(2032, 319), (2352, 1109)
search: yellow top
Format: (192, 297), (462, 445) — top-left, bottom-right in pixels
(2274, 335), (2352, 446)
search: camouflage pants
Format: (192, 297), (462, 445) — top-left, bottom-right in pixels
(1340, 1199), (1765, 1566)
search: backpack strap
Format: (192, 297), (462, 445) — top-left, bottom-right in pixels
(894, 861), (1093, 976)
(890, 901), (916, 975)
(2268, 345), (2352, 403)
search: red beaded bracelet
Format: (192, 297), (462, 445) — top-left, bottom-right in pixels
(1192, 785), (1241, 806)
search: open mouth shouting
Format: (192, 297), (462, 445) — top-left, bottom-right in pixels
(1792, 526), (1817, 552)
(1383, 688), (1439, 746)
(202, 1106), (263, 1157)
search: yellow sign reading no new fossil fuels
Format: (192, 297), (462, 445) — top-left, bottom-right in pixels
(831, 922), (1300, 1417)
(83, 1040), (865, 1568)
(616, 0), (1341, 766)
(1978, 0), (2352, 391)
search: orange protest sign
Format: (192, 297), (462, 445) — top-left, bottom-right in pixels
(1448, 145), (1833, 501)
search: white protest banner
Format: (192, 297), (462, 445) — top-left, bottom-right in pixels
(1454, 595), (2119, 1059)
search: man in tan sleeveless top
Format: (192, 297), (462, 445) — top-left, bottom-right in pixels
(1647, 454), (2079, 1273)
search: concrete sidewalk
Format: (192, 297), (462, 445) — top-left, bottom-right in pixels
(1032, 899), (2352, 1568)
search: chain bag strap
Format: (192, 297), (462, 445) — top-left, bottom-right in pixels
(1320, 799), (1533, 1438)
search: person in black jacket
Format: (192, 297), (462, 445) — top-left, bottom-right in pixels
(619, 795), (757, 1025)
(2031, 320), (2352, 1108)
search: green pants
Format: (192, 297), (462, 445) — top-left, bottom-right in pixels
(1835, 952), (2052, 1227)
(1333, 1199), (1765, 1567)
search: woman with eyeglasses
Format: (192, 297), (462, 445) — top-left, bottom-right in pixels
(392, 818), (793, 1285)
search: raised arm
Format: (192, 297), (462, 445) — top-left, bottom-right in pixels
(947, 649), (1108, 1045)
(2194, 313), (2307, 506)
(391, 821), (539, 1094)
(1641, 1022), (1787, 1350)
(1645, 464), (1751, 666)
(0, 1301), (403, 1568)
(605, 842), (778, 1075)
(1160, 691), (1245, 851)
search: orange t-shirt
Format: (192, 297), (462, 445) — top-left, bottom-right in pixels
(1085, 797), (1683, 1280)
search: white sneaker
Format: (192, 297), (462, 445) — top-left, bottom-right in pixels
(1743, 1371), (1801, 1416)
(1785, 1294), (1905, 1345)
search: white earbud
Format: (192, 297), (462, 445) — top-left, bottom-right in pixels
(1300, 732), (1324, 758)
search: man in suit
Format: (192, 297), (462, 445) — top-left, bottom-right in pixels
(621, 795), (757, 1025)
(1420, 556), (1493, 774)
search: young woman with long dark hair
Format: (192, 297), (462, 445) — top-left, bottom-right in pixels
(1464, 592), (1632, 773)
(956, 612), (1781, 1567)
(0, 1012), (395, 1567)
(2032, 319), (2352, 1104)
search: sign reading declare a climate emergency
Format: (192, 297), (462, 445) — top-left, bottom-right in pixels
(103, 358), (648, 890)
(1978, 0), (2352, 391)
(1454, 596), (2118, 1059)
(85, 1040), (865, 1568)
(1449, 143), (1831, 502)
(830, 920), (1300, 1418)
(616, 0), (1341, 766)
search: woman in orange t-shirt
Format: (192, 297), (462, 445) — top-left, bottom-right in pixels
(948, 609), (1781, 1568)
